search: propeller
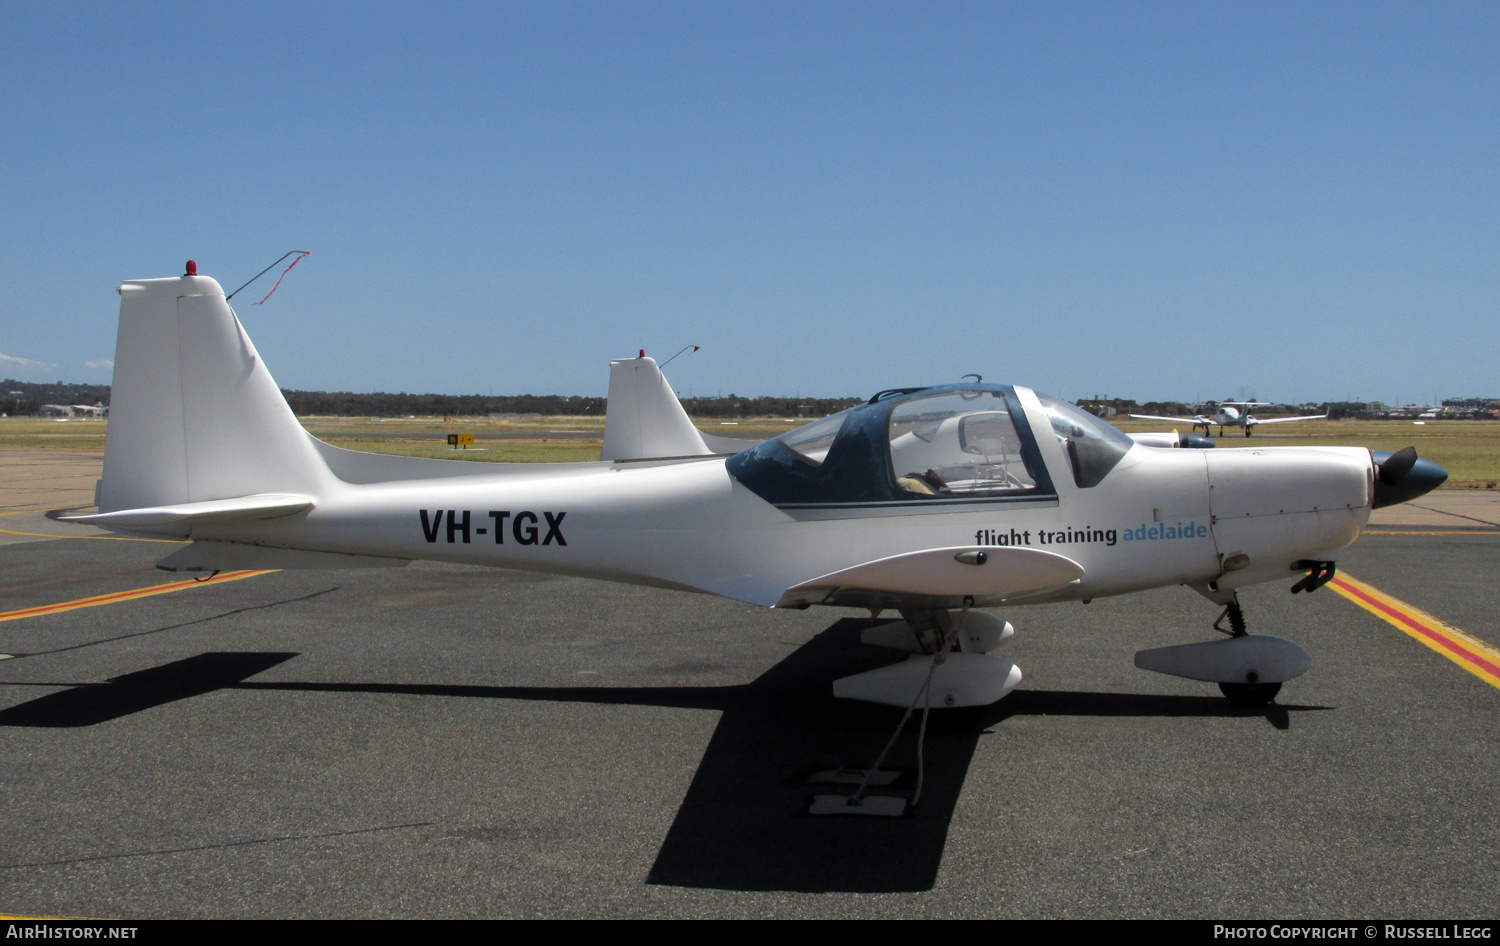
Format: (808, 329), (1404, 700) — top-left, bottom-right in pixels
(1372, 447), (1448, 508)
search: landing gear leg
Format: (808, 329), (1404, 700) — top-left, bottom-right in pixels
(1212, 598), (1248, 638)
(1212, 599), (1281, 706)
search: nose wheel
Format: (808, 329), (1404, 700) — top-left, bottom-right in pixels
(1137, 594), (1310, 707)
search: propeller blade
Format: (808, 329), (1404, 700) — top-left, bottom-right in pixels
(1378, 446), (1419, 485)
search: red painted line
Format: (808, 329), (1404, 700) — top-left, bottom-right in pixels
(1329, 577), (1500, 679)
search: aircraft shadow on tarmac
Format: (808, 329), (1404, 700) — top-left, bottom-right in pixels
(0, 652), (300, 728)
(0, 619), (1326, 893)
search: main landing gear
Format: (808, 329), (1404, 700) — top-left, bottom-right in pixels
(832, 605), (1020, 709)
(811, 602), (1019, 817)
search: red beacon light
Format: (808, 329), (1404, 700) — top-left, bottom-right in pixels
(184, 260), (197, 276)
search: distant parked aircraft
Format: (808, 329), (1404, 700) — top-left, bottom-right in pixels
(1131, 401), (1327, 437)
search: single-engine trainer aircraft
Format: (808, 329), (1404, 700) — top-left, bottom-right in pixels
(72, 266), (1446, 719)
(1131, 401), (1329, 437)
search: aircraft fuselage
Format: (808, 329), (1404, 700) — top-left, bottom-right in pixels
(136, 392), (1373, 611)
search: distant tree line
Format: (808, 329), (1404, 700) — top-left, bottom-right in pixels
(678, 395), (865, 418)
(276, 390), (865, 418)
(11, 378), (1491, 421)
(1076, 398), (1194, 417)
(0, 380), (111, 416)
(1, 379), (861, 419)
(280, 390), (608, 416)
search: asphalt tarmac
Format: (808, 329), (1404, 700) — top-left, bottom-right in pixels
(1, 477), (1497, 917)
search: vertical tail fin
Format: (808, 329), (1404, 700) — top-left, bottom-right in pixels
(98, 272), (331, 513)
(600, 355), (713, 461)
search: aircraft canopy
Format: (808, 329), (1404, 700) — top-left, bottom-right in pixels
(727, 384), (1135, 509)
(726, 383), (1116, 509)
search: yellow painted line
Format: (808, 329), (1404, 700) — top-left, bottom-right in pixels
(1329, 574), (1500, 691)
(0, 570), (275, 623)
(0, 914), (75, 920)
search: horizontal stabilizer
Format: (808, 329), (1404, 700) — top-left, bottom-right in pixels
(777, 546), (1083, 609)
(157, 540), (410, 572)
(63, 493), (313, 528)
(1134, 634), (1311, 684)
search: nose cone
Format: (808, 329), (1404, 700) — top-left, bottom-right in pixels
(1372, 448), (1449, 508)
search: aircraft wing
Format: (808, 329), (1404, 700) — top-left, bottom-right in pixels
(1251, 413), (1329, 425)
(775, 546), (1083, 610)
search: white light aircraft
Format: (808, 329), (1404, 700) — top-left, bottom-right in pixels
(71, 266), (1446, 716)
(1131, 401), (1328, 437)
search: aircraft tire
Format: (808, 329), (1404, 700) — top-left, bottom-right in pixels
(1218, 681), (1281, 707)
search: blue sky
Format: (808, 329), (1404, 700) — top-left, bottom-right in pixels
(2, 1), (1495, 405)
